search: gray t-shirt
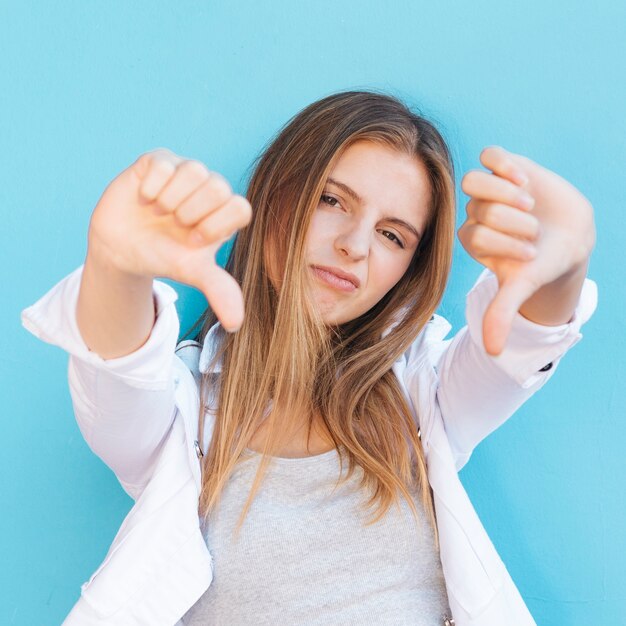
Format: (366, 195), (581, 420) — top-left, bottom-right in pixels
(182, 446), (451, 625)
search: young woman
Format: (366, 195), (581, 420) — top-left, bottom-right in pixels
(21, 91), (597, 626)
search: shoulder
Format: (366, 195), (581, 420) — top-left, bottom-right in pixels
(175, 339), (203, 387)
(402, 314), (454, 375)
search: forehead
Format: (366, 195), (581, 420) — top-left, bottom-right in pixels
(328, 140), (431, 226)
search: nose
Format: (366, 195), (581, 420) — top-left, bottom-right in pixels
(334, 219), (370, 260)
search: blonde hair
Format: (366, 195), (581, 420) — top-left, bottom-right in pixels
(183, 90), (456, 539)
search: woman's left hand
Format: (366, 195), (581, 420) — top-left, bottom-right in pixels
(458, 146), (596, 356)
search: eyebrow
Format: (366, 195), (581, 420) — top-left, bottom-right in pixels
(326, 177), (423, 241)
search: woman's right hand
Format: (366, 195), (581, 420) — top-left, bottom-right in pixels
(87, 148), (252, 332)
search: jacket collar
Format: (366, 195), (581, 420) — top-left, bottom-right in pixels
(198, 323), (223, 374)
(198, 313), (448, 376)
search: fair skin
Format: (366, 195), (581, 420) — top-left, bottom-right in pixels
(77, 142), (594, 456)
(254, 141), (432, 456)
(264, 141), (594, 455)
(302, 141), (595, 355)
(77, 150), (251, 359)
(458, 146), (595, 354)
(79, 144), (593, 361)
(305, 140), (431, 326)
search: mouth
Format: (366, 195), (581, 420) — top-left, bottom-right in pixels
(311, 265), (360, 292)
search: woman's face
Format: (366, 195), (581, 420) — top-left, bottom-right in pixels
(305, 140), (431, 325)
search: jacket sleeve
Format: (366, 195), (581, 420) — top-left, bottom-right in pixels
(20, 264), (181, 499)
(424, 268), (598, 470)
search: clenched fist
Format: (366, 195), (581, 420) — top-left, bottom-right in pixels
(87, 148), (252, 332)
(458, 146), (595, 355)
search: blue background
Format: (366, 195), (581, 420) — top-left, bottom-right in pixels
(2, 1), (624, 624)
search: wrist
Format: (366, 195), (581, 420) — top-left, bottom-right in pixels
(84, 246), (154, 293)
(519, 258), (590, 326)
(85, 230), (154, 283)
(553, 255), (590, 288)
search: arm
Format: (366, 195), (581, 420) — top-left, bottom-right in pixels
(21, 148), (251, 498)
(518, 258), (589, 326)
(21, 264), (181, 499)
(432, 268), (597, 470)
(76, 245), (156, 360)
(458, 146), (596, 356)
(430, 145), (598, 468)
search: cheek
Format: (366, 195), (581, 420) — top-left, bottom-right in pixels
(368, 253), (411, 297)
(304, 214), (322, 252)
(306, 210), (342, 253)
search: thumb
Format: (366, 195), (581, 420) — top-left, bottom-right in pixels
(190, 264), (245, 333)
(482, 275), (538, 356)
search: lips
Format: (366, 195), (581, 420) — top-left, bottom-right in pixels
(311, 265), (360, 292)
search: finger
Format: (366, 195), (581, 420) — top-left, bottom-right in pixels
(461, 170), (535, 212)
(193, 264), (245, 333)
(482, 275), (540, 355)
(466, 199), (541, 242)
(458, 223), (537, 262)
(479, 145), (529, 187)
(138, 149), (184, 201)
(187, 195), (252, 247)
(156, 160), (212, 213)
(173, 173), (234, 227)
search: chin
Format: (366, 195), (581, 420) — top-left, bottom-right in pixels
(310, 284), (364, 326)
(317, 305), (360, 327)
(313, 302), (342, 326)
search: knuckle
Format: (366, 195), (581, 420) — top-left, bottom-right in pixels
(465, 199), (476, 218)
(207, 173), (233, 200)
(469, 225), (485, 249)
(152, 158), (176, 176)
(503, 159), (517, 174)
(173, 210), (195, 227)
(465, 199), (479, 219)
(146, 147), (173, 159)
(461, 170), (478, 193)
(234, 195), (252, 220)
(205, 223), (233, 244)
(481, 145), (500, 158)
(482, 204), (499, 226)
(456, 224), (468, 244)
(479, 148), (492, 165)
(195, 219), (216, 243)
(199, 217), (226, 243)
(181, 159), (210, 180)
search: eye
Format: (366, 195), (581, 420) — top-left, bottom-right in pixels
(379, 229), (405, 248)
(320, 194), (342, 209)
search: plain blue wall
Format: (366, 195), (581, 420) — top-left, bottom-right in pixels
(2, 1), (624, 624)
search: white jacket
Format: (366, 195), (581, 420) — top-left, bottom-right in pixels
(20, 265), (598, 626)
